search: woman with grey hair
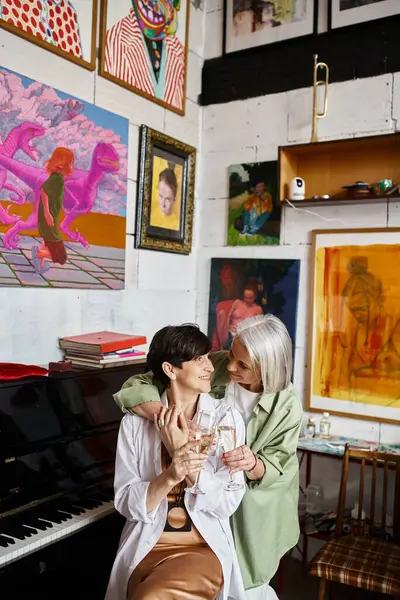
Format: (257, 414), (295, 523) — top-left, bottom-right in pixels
(114, 314), (303, 600)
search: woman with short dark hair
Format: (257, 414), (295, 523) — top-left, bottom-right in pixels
(105, 324), (246, 600)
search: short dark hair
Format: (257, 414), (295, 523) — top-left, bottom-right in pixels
(159, 168), (178, 199)
(147, 324), (212, 386)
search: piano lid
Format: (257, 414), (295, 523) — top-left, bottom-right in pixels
(0, 368), (125, 459)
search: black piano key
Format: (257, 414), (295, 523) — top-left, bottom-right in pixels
(0, 525), (31, 540)
(71, 499), (98, 510)
(0, 535), (14, 547)
(35, 510), (65, 524)
(54, 500), (85, 516)
(23, 517), (50, 531)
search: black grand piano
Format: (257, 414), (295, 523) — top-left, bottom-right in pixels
(0, 363), (147, 599)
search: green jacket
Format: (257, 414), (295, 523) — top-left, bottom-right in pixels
(114, 351), (302, 589)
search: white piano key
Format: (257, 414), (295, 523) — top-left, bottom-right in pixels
(0, 501), (115, 569)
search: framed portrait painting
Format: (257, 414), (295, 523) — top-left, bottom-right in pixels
(0, 0), (98, 70)
(208, 258), (300, 355)
(99, 0), (189, 115)
(227, 161), (280, 246)
(307, 228), (400, 425)
(224, 0), (317, 55)
(328, 0), (400, 30)
(135, 125), (196, 255)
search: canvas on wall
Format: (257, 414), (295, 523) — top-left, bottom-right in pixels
(135, 125), (196, 255)
(0, 0), (98, 70)
(99, 0), (189, 115)
(0, 66), (128, 290)
(307, 228), (400, 424)
(227, 161), (280, 246)
(224, 0), (316, 54)
(329, 0), (400, 29)
(208, 258), (300, 354)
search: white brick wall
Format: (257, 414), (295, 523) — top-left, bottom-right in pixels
(198, 72), (400, 446)
(0, 4), (205, 364)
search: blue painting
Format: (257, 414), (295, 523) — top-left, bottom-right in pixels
(208, 258), (300, 354)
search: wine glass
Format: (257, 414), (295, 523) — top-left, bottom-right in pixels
(218, 406), (244, 492)
(185, 410), (216, 495)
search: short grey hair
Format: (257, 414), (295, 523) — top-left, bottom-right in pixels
(236, 314), (293, 393)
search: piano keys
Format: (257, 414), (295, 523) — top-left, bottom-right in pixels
(0, 363), (147, 597)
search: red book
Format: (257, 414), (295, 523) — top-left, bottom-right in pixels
(59, 331), (147, 354)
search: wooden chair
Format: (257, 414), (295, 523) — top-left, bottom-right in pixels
(309, 444), (400, 599)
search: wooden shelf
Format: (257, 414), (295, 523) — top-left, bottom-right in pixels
(278, 133), (400, 206)
(281, 195), (400, 208)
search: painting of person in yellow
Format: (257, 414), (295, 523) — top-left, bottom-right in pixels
(149, 157), (182, 231)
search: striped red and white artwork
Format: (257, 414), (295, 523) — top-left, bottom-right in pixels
(100, 2), (189, 115)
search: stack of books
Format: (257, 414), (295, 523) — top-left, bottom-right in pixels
(59, 331), (147, 369)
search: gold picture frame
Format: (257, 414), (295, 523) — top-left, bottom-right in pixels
(98, 0), (190, 115)
(0, 1), (98, 71)
(307, 227), (400, 425)
(135, 125), (196, 255)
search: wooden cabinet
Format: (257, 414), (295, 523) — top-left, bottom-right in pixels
(279, 133), (400, 207)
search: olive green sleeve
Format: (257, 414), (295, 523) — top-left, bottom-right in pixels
(113, 371), (164, 413)
(250, 417), (302, 490)
(113, 350), (231, 412)
(209, 351), (230, 399)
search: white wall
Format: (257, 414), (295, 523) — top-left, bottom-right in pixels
(196, 60), (400, 447)
(0, 3), (205, 364)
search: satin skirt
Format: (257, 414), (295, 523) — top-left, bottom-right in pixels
(127, 543), (223, 600)
(127, 514), (223, 600)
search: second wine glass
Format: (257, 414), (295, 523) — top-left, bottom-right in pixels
(218, 406), (244, 492)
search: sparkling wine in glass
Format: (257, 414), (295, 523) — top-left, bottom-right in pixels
(185, 410), (216, 495)
(219, 407), (244, 492)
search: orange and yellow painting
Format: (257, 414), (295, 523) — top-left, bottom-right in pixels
(309, 230), (400, 423)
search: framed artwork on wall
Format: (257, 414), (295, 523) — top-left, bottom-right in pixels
(0, 65), (129, 290)
(328, 0), (400, 30)
(99, 0), (189, 115)
(227, 160), (280, 246)
(0, 0), (98, 70)
(223, 0), (317, 55)
(207, 257), (300, 354)
(307, 228), (400, 425)
(135, 125), (196, 255)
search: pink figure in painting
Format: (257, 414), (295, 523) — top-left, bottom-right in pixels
(0, 0), (83, 57)
(31, 147), (74, 274)
(0, 142), (120, 250)
(215, 283), (263, 350)
(0, 122), (45, 225)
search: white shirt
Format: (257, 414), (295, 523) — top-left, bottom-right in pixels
(105, 393), (247, 600)
(225, 381), (261, 426)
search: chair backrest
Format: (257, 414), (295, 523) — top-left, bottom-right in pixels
(335, 444), (400, 544)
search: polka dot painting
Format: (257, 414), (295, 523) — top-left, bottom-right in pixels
(0, 0), (83, 58)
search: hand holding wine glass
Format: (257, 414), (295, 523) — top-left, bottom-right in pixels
(185, 410), (216, 495)
(218, 406), (244, 492)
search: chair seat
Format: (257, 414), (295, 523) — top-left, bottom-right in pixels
(309, 535), (400, 596)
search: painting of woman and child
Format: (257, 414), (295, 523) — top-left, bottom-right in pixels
(0, 65), (128, 290)
(208, 258), (300, 353)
